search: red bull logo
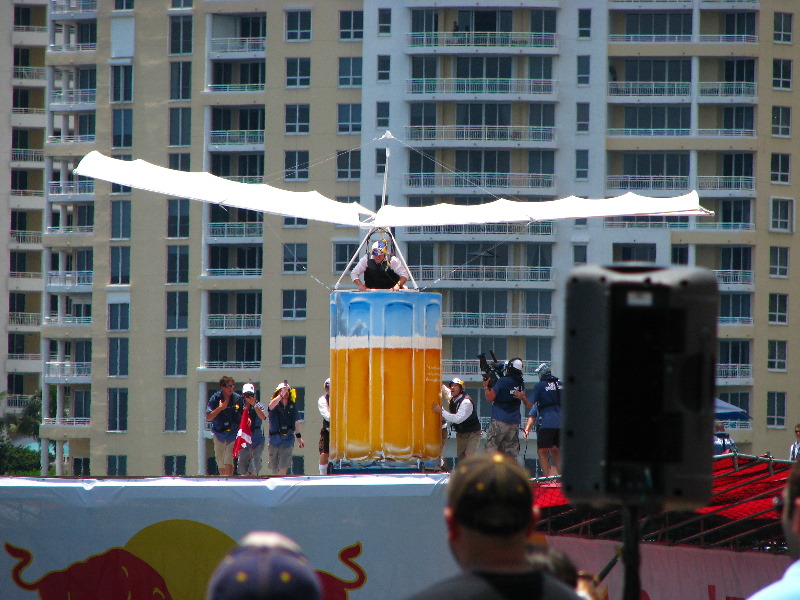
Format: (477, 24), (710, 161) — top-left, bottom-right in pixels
(316, 542), (367, 600)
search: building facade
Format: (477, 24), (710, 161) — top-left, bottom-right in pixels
(4, 0), (794, 475)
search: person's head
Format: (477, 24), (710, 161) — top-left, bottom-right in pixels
(324, 378), (330, 392)
(205, 531), (321, 600)
(527, 546), (577, 588)
(506, 358), (524, 376)
(534, 362), (551, 381)
(449, 377), (464, 395)
(220, 376), (235, 393)
(795, 423), (800, 438)
(371, 240), (388, 263)
(272, 382), (290, 401)
(242, 383), (255, 399)
(779, 461), (800, 559)
(714, 420), (725, 433)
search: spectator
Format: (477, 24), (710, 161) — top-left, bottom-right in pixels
(790, 424), (800, 461)
(206, 531), (321, 600)
(483, 358), (530, 459)
(433, 378), (482, 460)
(746, 461), (800, 599)
(318, 378), (331, 475)
(237, 383), (268, 476)
(268, 382), (305, 475)
(205, 376), (243, 477)
(404, 453), (581, 600)
(713, 420), (738, 456)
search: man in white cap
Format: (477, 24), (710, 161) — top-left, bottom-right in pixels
(318, 378), (331, 475)
(433, 378), (482, 460)
(237, 383), (268, 476)
(483, 358), (530, 459)
(350, 240), (410, 291)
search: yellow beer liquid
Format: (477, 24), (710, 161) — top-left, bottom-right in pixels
(330, 346), (442, 462)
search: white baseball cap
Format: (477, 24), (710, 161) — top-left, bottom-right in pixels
(242, 383), (255, 395)
(509, 359), (523, 371)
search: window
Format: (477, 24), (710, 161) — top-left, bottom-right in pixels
(286, 10), (311, 41)
(771, 198), (794, 232)
(767, 392), (786, 428)
(339, 57), (362, 87)
(285, 104), (309, 134)
(110, 247), (130, 285)
(283, 243), (308, 272)
(169, 62), (191, 100)
(108, 388), (128, 431)
(340, 10), (363, 40)
(577, 56), (590, 85)
(73, 457), (90, 476)
(172, 0), (192, 7)
(578, 9), (591, 37)
(573, 245), (587, 265)
(671, 244), (689, 265)
(719, 391), (749, 415)
(111, 200), (131, 239)
(336, 150), (360, 180)
(774, 13), (793, 43)
(107, 455), (127, 476)
(115, 0), (133, 8)
(576, 103), (589, 132)
(769, 293), (788, 324)
(166, 337), (188, 376)
(169, 15), (192, 54)
(108, 338), (129, 376)
(166, 291), (188, 329)
(376, 102), (389, 127)
(169, 107), (191, 146)
(167, 246), (189, 283)
(719, 293), (750, 324)
(773, 59), (792, 89)
(165, 388), (187, 432)
(575, 150), (588, 180)
(614, 243), (656, 262)
(108, 303), (130, 331)
(770, 246), (789, 277)
(112, 109), (132, 148)
(169, 153), (190, 171)
(377, 56), (390, 81)
(286, 58), (310, 87)
(111, 65), (133, 103)
(281, 336), (306, 366)
(282, 289), (307, 319)
(771, 153), (790, 183)
(284, 217), (307, 228)
(334, 243), (359, 272)
(164, 455), (186, 476)
(376, 149), (387, 174)
(110, 155), (131, 194)
(284, 151), (309, 180)
(167, 198), (190, 238)
(338, 104), (361, 134)
(378, 8), (391, 34)
(768, 340), (788, 371)
(772, 106), (791, 137)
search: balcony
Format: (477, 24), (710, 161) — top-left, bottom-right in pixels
(406, 31), (556, 49)
(209, 37), (266, 57)
(608, 34), (757, 44)
(696, 128), (755, 138)
(607, 128), (690, 137)
(718, 316), (753, 326)
(8, 353), (42, 363)
(405, 172), (553, 190)
(412, 265), (552, 283)
(9, 313), (42, 327)
(45, 225), (94, 235)
(43, 361), (91, 380)
(606, 175), (689, 191)
(47, 134), (96, 145)
(206, 83), (266, 93)
(11, 230), (43, 244)
(50, 0), (97, 15)
(6, 395), (36, 409)
(204, 268), (262, 277)
(48, 42), (97, 53)
(206, 314), (262, 332)
(41, 417), (91, 427)
(405, 125), (555, 143)
(690, 221), (754, 232)
(49, 89), (96, 109)
(46, 270), (93, 290)
(9, 271), (43, 280)
(697, 176), (755, 192)
(443, 312), (553, 332)
(714, 270), (754, 286)
(48, 180), (94, 202)
(208, 130), (265, 149)
(407, 78), (555, 96)
(716, 363), (752, 385)
(43, 315), (92, 326)
(11, 149), (44, 163)
(203, 361), (261, 370)
(608, 82), (690, 97)
(604, 218), (689, 230)
(405, 222), (553, 236)
(13, 66), (46, 81)
(222, 175), (264, 184)
(698, 82), (757, 98)
(207, 222), (263, 240)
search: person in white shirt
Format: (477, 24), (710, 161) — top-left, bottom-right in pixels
(318, 378), (331, 475)
(433, 378), (482, 460)
(790, 423), (800, 461)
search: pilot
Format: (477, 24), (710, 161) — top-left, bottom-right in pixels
(350, 240), (411, 291)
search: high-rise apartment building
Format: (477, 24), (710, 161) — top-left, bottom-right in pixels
(23, 0), (800, 476)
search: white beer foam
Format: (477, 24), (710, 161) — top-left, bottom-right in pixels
(330, 334), (442, 350)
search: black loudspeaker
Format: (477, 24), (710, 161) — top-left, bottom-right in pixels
(562, 265), (718, 510)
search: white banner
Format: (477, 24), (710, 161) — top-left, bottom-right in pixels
(0, 476), (789, 600)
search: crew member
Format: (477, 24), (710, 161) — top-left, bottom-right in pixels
(237, 383), (268, 476)
(205, 375), (243, 477)
(484, 358), (530, 459)
(350, 240), (410, 291)
(267, 382), (305, 475)
(318, 378), (331, 475)
(523, 363), (563, 477)
(433, 378), (482, 460)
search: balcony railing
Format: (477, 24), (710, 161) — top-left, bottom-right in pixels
(43, 315), (92, 325)
(203, 361), (261, 370)
(7, 395), (35, 408)
(714, 270), (753, 285)
(9, 353), (42, 361)
(44, 361), (92, 377)
(47, 270), (93, 287)
(696, 128), (755, 137)
(45, 225), (94, 235)
(10, 271), (43, 279)
(205, 268), (263, 277)
(697, 176), (755, 191)
(50, 0), (97, 13)
(608, 82), (690, 96)
(47, 134), (96, 144)
(443, 312), (553, 330)
(13, 67), (46, 80)
(411, 265), (552, 282)
(10, 312), (42, 326)
(207, 314), (262, 329)
(407, 31), (556, 48)
(407, 78), (555, 95)
(698, 82), (757, 97)
(207, 83), (266, 93)
(13, 25), (48, 33)
(222, 175), (264, 184)
(604, 219), (689, 230)
(608, 34), (757, 44)
(717, 363), (752, 380)
(406, 222), (553, 236)
(208, 130), (265, 146)
(48, 43), (97, 53)
(210, 37), (266, 53)
(405, 173), (554, 189)
(11, 149), (44, 162)
(50, 89), (96, 105)
(692, 221), (755, 231)
(41, 418), (91, 426)
(11, 230), (42, 244)
(443, 359), (547, 377)
(405, 125), (555, 142)
(48, 180), (94, 195)
(208, 222), (264, 237)
(607, 128), (689, 137)
(12, 107), (46, 116)
(718, 316), (753, 326)
(606, 175), (689, 190)
(11, 190), (45, 198)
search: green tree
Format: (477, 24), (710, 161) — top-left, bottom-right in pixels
(0, 436), (41, 475)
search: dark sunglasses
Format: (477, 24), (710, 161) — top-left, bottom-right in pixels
(223, 384), (235, 388)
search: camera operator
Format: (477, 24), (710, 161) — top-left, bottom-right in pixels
(523, 364), (563, 477)
(483, 358), (531, 459)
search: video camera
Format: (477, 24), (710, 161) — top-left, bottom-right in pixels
(477, 350), (505, 388)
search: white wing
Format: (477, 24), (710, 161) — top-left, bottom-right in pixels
(75, 151), (712, 228)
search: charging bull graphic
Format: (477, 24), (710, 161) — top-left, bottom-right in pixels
(5, 543), (173, 600)
(316, 542), (367, 600)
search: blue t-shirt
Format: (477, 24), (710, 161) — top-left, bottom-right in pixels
(268, 402), (298, 448)
(490, 374), (525, 425)
(528, 375), (562, 430)
(206, 391), (244, 444)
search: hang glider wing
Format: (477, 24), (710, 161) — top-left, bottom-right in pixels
(75, 151), (712, 228)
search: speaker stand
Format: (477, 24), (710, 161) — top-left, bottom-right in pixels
(622, 504), (642, 600)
